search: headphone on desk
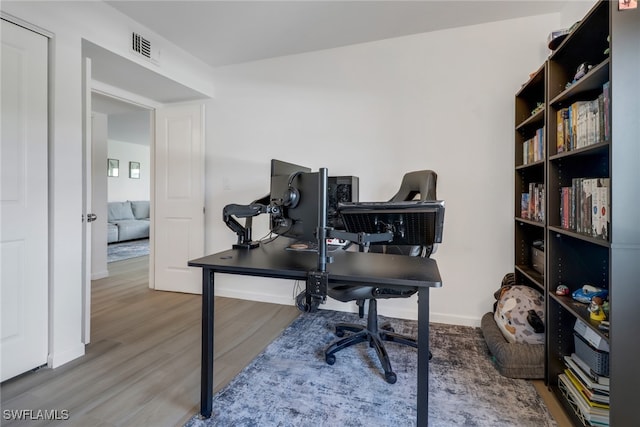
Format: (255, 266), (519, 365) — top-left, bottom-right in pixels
(282, 171), (304, 208)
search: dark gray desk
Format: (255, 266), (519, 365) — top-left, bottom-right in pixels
(189, 239), (442, 426)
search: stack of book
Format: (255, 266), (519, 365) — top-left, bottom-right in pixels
(556, 81), (610, 153)
(523, 127), (545, 164)
(521, 182), (545, 222)
(559, 178), (609, 240)
(559, 353), (609, 426)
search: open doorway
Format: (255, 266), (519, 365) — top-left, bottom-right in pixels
(90, 93), (152, 278)
(81, 40), (208, 345)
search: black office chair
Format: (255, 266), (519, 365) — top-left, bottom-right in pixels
(324, 170), (438, 384)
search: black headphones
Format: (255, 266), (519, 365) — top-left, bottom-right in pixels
(282, 171), (304, 208)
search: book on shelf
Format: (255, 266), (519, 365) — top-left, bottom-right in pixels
(557, 108), (569, 153)
(559, 373), (609, 427)
(565, 355), (610, 394)
(564, 368), (610, 406)
(560, 186), (572, 229)
(554, 83), (610, 154)
(603, 81), (610, 142)
(559, 178), (609, 240)
(592, 178), (610, 240)
(581, 178), (595, 235)
(569, 353), (610, 388)
(521, 193), (529, 219)
(521, 183), (544, 222)
(561, 353), (610, 426)
(522, 127), (544, 165)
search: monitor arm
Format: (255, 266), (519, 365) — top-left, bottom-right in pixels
(223, 194), (272, 249)
(327, 229), (393, 246)
(303, 169), (395, 313)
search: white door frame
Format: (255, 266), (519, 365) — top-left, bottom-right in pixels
(82, 80), (158, 344)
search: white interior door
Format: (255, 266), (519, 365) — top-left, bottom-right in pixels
(89, 111), (109, 280)
(0, 19), (49, 381)
(153, 103), (205, 293)
(82, 57), (93, 343)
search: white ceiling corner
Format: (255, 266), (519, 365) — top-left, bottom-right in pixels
(105, 1), (567, 69)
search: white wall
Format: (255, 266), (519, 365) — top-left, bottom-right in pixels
(560, 0), (598, 27)
(205, 13), (564, 326)
(0, 0), (596, 371)
(0, 0), (216, 368)
(107, 140), (150, 202)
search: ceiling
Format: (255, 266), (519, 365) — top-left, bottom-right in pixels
(88, 1), (568, 115)
(84, 40), (207, 104)
(106, 0), (567, 69)
(92, 93), (152, 145)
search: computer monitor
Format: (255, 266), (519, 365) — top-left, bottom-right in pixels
(269, 159), (319, 243)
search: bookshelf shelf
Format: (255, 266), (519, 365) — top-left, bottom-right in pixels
(548, 226), (610, 248)
(549, 293), (609, 341)
(548, 141), (609, 162)
(515, 159), (544, 170)
(549, 59), (610, 107)
(515, 264), (543, 290)
(516, 218), (544, 228)
(516, 108), (545, 131)
(513, 1), (640, 425)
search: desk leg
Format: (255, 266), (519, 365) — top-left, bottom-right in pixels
(201, 269), (215, 418)
(417, 288), (430, 427)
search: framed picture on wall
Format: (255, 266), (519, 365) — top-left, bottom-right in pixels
(107, 159), (119, 177)
(129, 161), (141, 179)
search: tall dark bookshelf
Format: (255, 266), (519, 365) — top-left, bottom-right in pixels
(514, 1), (640, 425)
(515, 62), (546, 292)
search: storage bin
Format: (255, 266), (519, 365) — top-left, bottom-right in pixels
(574, 332), (609, 376)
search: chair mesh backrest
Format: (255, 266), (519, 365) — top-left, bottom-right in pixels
(372, 170), (438, 257)
(389, 170), (437, 202)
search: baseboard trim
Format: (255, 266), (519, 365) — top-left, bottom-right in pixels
(48, 343), (85, 369)
(429, 312), (482, 328)
(216, 288), (482, 327)
(215, 288), (295, 307)
(91, 270), (108, 280)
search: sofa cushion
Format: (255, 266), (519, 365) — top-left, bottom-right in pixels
(130, 200), (150, 219)
(114, 219), (150, 242)
(107, 223), (119, 243)
(108, 201), (135, 221)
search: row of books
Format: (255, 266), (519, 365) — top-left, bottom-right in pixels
(556, 81), (610, 153)
(559, 177), (609, 240)
(523, 127), (545, 165)
(520, 183), (545, 222)
(559, 353), (609, 426)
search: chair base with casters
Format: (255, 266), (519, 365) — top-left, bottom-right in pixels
(325, 299), (420, 384)
(324, 170), (439, 384)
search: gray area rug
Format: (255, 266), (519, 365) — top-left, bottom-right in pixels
(107, 239), (149, 263)
(185, 309), (555, 427)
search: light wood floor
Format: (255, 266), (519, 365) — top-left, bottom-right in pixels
(1, 255), (571, 426)
(1, 256), (299, 426)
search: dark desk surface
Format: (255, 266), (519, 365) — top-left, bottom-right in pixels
(189, 239), (442, 288)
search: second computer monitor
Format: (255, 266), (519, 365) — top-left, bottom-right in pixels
(269, 160), (319, 243)
(269, 159), (359, 243)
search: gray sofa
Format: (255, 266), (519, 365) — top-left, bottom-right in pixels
(107, 200), (150, 243)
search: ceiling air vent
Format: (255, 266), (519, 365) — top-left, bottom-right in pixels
(131, 32), (159, 64)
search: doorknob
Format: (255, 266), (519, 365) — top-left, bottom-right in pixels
(87, 213), (97, 222)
